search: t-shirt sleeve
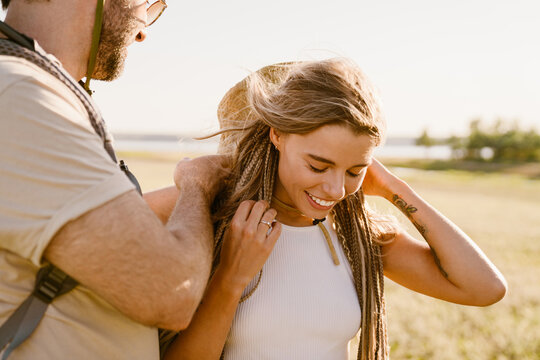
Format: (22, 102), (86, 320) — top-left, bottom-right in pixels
(0, 71), (135, 266)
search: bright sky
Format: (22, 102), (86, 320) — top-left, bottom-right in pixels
(2, 0), (539, 137)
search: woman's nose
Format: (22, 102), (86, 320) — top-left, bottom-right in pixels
(321, 172), (346, 200)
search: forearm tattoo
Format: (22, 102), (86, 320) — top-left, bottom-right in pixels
(392, 195), (425, 235)
(392, 195), (449, 279)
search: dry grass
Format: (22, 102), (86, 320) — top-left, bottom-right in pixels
(120, 153), (540, 360)
(367, 169), (540, 360)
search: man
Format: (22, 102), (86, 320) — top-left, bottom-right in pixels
(0, 0), (225, 358)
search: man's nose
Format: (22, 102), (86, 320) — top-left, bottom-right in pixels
(136, 29), (147, 42)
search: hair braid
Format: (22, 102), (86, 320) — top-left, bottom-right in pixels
(212, 122), (278, 270)
(332, 191), (388, 360)
(357, 193), (381, 356)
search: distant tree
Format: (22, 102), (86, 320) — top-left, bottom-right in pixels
(451, 118), (540, 163)
(465, 118), (490, 160)
(416, 128), (436, 158)
(446, 135), (466, 159)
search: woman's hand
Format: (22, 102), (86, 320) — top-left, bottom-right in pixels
(218, 200), (282, 292)
(361, 158), (404, 200)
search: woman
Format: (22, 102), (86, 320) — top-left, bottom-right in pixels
(162, 58), (506, 360)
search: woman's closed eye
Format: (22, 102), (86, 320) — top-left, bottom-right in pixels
(309, 164), (363, 178)
(309, 164), (327, 173)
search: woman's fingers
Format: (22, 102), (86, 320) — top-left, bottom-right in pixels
(256, 208), (278, 240)
(232, 200), (256, 222)
(264, 221), (282, 249)
(244, 200), (269, 233)
(231, 200), (280, 247)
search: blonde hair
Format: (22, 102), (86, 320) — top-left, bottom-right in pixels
(213, 58), (394, 359)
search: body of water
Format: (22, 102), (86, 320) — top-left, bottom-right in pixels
(113, 136), (452, 160)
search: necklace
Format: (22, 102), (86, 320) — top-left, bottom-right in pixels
(271, 196), (340, 266)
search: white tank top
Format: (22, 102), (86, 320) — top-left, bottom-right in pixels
(223, 222), (361, 359)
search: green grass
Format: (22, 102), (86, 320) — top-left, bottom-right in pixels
(121, 153), (540, 360)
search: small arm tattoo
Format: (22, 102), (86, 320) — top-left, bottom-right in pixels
(392, 195), (425, 236)
(392, 195), (449, 278)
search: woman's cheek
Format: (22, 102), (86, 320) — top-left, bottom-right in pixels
(348, 171), (367, 195)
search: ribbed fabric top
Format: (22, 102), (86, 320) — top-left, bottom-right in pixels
(224, 222), (361, 359)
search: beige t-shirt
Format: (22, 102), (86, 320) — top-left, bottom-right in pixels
(0, 52), (159, 359)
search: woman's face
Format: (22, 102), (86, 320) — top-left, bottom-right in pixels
(270, 124), (376, 223)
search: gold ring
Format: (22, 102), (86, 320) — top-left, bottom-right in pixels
(259, 220), (273, 228)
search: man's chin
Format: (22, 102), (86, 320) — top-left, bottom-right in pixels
(92, 70), (124, 82)
(92, 64), (125, 82)
(91, 52), (128, 81)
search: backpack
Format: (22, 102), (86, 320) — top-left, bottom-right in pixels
(0, 20), (142, 359)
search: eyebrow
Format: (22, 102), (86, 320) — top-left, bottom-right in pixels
(307, 154), (369, 168)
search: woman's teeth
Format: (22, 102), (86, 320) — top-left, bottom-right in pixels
(307, 193), (335, 207)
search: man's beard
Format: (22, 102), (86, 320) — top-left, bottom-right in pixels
(92, 0), (139, 81)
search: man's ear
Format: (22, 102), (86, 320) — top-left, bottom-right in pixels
(269, 128), (282, 150)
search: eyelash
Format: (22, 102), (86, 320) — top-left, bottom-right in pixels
(309, 165), (361, 178)
(309, 165), (326, 173)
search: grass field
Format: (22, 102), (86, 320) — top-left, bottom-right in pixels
(120, 152), (540, 360)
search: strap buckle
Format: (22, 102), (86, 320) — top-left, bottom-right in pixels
(32, 266), (69, 304)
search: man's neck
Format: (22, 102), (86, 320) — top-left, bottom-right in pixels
(3, 0), (96, 80)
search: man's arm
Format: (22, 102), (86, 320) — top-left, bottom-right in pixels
(144, 186), (179, 224)
(44, 156), (228, 331)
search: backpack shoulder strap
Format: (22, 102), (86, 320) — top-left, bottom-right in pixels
(0, 265), (77, 359)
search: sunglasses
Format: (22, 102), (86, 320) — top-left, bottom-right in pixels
(146, 0), (167, 26)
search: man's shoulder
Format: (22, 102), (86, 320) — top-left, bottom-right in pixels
(0, 54), (49, 90)
(0, 54), (90, 129)
(0, 54), (79, 104)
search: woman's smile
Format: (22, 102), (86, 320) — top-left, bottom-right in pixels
(305, 191), (335, 209)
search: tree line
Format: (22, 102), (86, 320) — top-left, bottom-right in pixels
(416, 119), (540, 162)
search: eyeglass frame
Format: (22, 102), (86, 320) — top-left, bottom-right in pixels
(146, 0), (167, 27)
